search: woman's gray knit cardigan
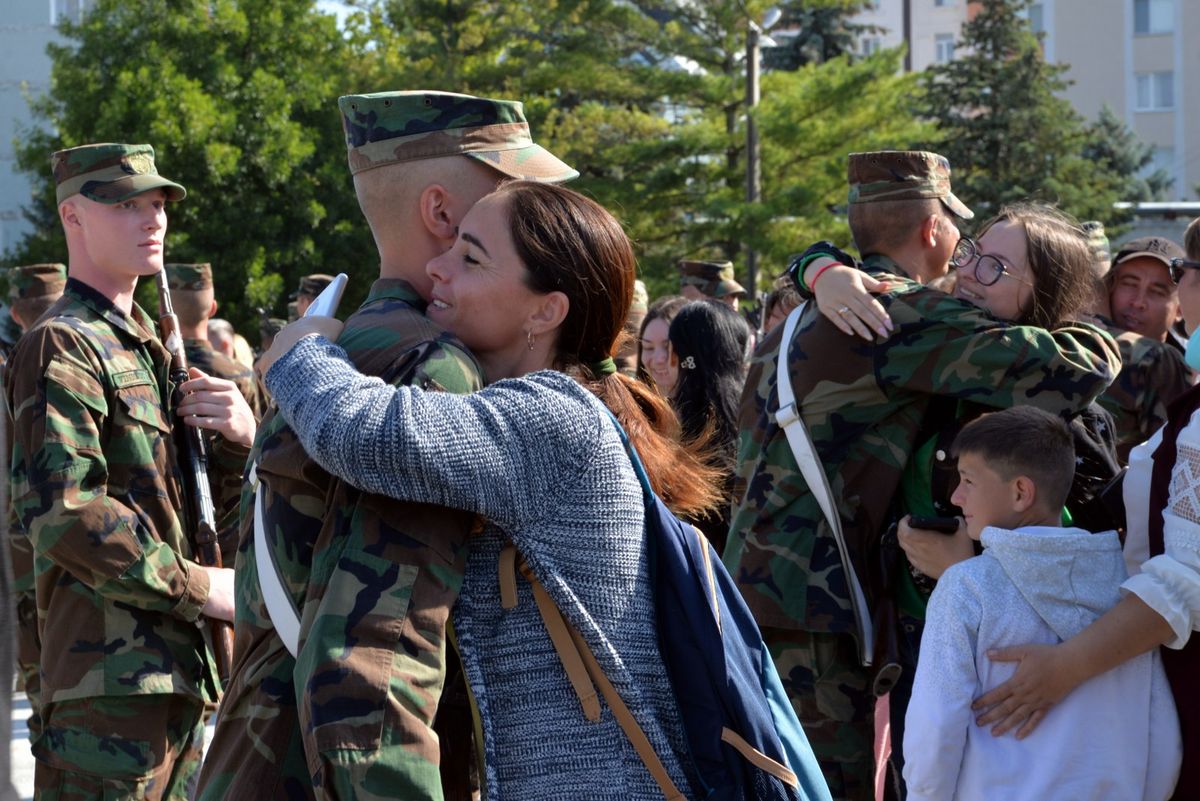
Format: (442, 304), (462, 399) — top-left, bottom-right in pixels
(266, 335), (697, 801)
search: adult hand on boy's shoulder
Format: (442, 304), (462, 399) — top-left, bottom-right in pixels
(898, 515), (975, 579)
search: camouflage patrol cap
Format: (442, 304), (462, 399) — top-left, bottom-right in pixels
(1113, 235), (1185, 270)
(165, 263), (213, 291)
(52, 143), (186, 205)
(678, 260), (746, 299)
(338, 91), (578, 182)
(9, 263), (66, 302)
(292, 273), (334, 299)
(847, 150), (973, 220)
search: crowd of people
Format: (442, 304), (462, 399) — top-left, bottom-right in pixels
(0, 88), (1198, 801)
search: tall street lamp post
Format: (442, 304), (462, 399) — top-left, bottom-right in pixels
(746, 7), (780, 313)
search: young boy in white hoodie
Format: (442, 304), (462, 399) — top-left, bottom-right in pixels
(903, 406), (1181, 801)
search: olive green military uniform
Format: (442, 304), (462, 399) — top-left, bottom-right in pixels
(5, 262), (67, 746)
(723, 151), (1122, 801)
(196, 91), (576, 801)
(6, 143), (241, 801)
(1096, 320), (1193, 462)
(678, 259), (746, 301)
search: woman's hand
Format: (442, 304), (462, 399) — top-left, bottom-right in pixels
(897, 515), (974, 579)
(810, 262), (894, 341)
(177, 368), (257, 447)
(970, 643), (1081, 739)
(258, 315), (344, 377)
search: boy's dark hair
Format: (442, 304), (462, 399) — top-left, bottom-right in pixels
(952, 406), (1075, 512)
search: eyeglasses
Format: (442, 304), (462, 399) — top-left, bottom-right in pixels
(1169, 257), (1200, 283)
(951, 237), (1035, 288)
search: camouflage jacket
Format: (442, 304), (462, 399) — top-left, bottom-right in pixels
(1094, 321), (1193, 463)
(200, 278), (481, 798)
(6, 279), (221, 705)
(723, 254), (1121, 648)
(184, 337), (264, 561)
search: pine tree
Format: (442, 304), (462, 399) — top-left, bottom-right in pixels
(918, 0), (1125, 225)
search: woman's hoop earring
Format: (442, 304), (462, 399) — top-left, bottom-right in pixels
(526, 330), (536, 351)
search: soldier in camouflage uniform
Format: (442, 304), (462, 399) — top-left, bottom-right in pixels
(679, 259), (746, 310)
(6, 143), (248, 801)
(165, 262), (265, 560)
(722, 151), (1121, 800)
(196, 91), (576, 801)
(5, 262), (67, 746)
(1093, 237), (1194, 461)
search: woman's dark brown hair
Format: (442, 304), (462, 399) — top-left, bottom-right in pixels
(496, 181), (721, 518)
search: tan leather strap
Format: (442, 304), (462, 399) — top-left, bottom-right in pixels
(500, 547), (601, 722)
(501, 545), (683, 799)
(566, 625), (684, 801)
(720, 727), (799, 788)
(529, 578), (602, 723)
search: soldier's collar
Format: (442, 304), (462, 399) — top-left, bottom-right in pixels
(364, 278), (425, 310)
(862, 253), (916, 282)
(64, 278), (156, 343)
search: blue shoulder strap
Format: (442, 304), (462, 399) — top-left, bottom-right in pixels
(601, 408), (655, 500)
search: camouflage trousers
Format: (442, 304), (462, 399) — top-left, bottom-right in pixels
(763, 627), (875, 801)
(33, 694), (205, 801)
(15, 592), (41, 743)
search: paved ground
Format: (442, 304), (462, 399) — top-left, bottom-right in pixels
(8, 693), (217, 800)
(10, 693), (31, 801)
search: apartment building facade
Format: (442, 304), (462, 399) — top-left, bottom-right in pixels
(852, 0), (1200, 201)
(0, 1), (88, 256)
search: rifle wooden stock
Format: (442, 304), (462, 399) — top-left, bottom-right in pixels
(154, 270), (235, 688)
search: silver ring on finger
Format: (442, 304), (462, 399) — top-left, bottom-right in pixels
(836, 305), (851, 315)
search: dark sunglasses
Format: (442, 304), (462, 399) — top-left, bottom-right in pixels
(1169, 257), (1200, 283)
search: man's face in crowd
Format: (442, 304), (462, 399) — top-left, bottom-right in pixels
(1109, 256), (1181, 341)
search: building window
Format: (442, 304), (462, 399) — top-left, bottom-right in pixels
(1028, 2), (1045, 33)
(935, 34), (955, 64)
(861, 37), (882, 56)
(1135, 71), (1175, 111)
(51, 0), (90, 24)
(1134, 0), (1174, 34)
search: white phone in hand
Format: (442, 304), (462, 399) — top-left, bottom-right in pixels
(304, 273), (348, 318)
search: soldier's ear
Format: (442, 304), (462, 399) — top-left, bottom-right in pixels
(59, 200), (82, 231)
(417, 183), (458, 244)
(919, 214), (941, 249)
(210, 299), (219, 318)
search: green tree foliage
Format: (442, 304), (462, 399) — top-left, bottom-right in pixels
(11, 0), (930, 319)
(1083, 104), (1172, 203)
(763, 1), (879, 71)
(10, 0), (367, 335)
(918, 0), (1131, 227)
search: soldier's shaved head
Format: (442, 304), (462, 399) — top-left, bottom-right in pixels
(848, 197), (946, 256)
(353, 156), (503, 290)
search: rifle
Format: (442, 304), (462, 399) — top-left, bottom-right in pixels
(154, 269), (235, 687)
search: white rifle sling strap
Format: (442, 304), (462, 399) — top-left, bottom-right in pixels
(249, 462), (302, 657)
(773, 302), (875, 666)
